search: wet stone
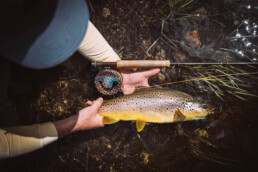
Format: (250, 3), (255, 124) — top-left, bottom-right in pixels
(158, 73), (166, 81)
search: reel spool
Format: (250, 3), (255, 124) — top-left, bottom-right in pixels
(94, 69), (123, 95)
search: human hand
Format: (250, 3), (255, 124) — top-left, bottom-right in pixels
(118, 68), (160, 95)
(75, 98), (105, 131)
(54, 98), (104, 138)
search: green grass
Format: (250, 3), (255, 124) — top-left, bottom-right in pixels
(182, 65), (257, 101)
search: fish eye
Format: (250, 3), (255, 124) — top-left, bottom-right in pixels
(202, 104), (208, 109)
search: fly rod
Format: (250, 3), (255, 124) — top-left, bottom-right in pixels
(92, 60), (258, 95)
(91, 60), (258, 68)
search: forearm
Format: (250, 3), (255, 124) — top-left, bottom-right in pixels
(0, 122), (58, 159)
(0, 115), (81, 159)
(78, 21), (121, 62)
(53, 114), (80, 138)
(0, 97), (104, 159)
(53, 105), (104, 138)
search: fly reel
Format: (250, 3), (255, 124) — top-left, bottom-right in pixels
(94, 69), (123, 95)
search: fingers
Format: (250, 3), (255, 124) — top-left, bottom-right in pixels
(91, 97), (103, 109)
(86, 99), (99, 106)
(142, 68), (160, 78)
(86, 100), (94, 105)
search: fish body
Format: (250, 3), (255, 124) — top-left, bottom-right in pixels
(98, 89), (212, 132)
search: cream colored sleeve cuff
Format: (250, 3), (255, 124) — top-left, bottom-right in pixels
(78, 21), (121, 62)
(0, 122), (58, 159)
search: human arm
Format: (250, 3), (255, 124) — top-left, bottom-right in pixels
(78, 21), (121, 62)
(0, 98), (104, 159)
(78, 21), (160, 94)
(0, 122), (58, 159)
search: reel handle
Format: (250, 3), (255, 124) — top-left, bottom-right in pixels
(117, 60), (170, 68)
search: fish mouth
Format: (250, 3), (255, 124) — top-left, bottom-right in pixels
(192, 110), (214, 120)
(198, 111), (215, 120)
(192, 116), (206, 120)
(201, 109), (209, 117)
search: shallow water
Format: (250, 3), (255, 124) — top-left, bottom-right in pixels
(0, 0), (258, 171)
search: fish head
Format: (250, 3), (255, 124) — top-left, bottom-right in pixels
(181, 101), (214, 120)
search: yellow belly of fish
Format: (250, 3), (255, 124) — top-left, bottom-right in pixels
(99, 111), (175, 123)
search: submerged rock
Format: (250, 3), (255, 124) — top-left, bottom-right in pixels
(185, 30), (201, 48)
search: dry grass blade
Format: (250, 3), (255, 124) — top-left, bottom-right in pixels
(227, 90), (247, 101)
(181, 65), (257, 101)
(234, 91), (258, 97)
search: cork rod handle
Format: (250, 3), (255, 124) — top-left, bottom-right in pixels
(116, 60), (170, 68)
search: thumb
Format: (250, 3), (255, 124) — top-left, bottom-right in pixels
(142, 68), (160, 78)
(91, 97), (103, 110)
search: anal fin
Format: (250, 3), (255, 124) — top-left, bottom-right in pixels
(136, 120), (146, 132)
(174, 108), (187, 121)
(103, 117), (120, 124)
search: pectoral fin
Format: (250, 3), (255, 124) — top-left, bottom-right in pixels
(174, 108), (186, 121)
(136, 120), (146, 132)
(103, 117), (120, 124)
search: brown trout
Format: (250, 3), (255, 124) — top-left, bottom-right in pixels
(98, 89), (213, 132)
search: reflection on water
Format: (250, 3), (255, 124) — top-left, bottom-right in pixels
(229, 4), (257, 62)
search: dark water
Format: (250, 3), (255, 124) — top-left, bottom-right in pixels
(1, 0), (258, 171)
